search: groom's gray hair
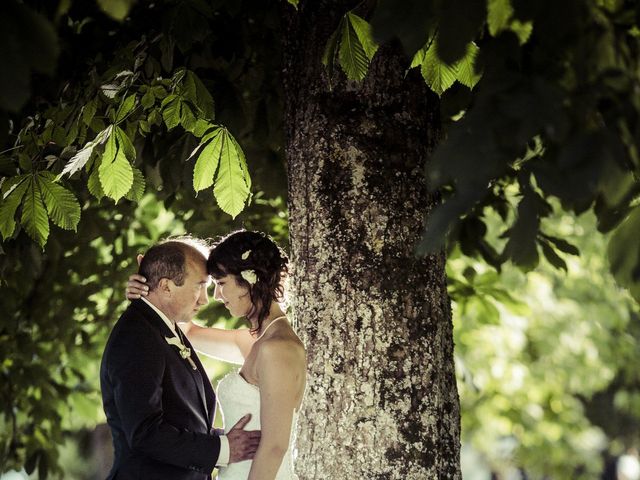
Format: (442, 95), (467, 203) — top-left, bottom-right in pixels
(139, 236), (211, 291)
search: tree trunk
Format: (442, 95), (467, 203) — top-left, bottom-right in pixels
(282, 1), (461, 478)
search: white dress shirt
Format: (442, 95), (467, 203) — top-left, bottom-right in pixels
(140, 297), (230, 467)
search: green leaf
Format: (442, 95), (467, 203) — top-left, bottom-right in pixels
(322, 20), (342, 75)
(115, 126), (136, 161)
(0, 175), (30, 240)
(59, 126), (112, 179)
(148, 109), (162, 126)
(410, 45), (428, 70)
(115, 94), (136, 123)
(101, 83), (122, 100)
(124, 166), (146, 202)
(139, 119), (150, 134)
(455, 42), (482, 89)
(192, 119), (214, 138)
(193, 130), (224, 191)
(230, 135), (251, 192)
(540, 238), (567, 271)
(599, 0), (624, 12)
(182, 71), (215, 119)
(151, 85), (167, 100)
(186, 125), (220, 163)
(347, 13), (379, 61)
(502, 191), (540, 271)
(487, 0), (532, 44)
(180, 101), (199, 133)
(82, 98), (98, 126)
(66, 121), (79, 145)
(96, 0), (136, 21)
(338, 15), (370, 81)
(141, 90), (155, 110)
(487, 0), (513, 36)
(20, 176), (49, 248)
(213, 130), (251, 218)
(38, 449), (49, 480)
(162, 96), (182, 130)
(171, 69), (187, 88)
(98, 131), (133, 202)
(36, 172), (81, 231)
(87, 167), (104, 200)
(608, 206), (640, 301)
(541, 234), (580, 256)
(511, 20), (533, 44)
(422, 40), (458, 96)
(25, 450), (40, 475)
(19, 154), (32, 172)
(1, 174), (28, 198)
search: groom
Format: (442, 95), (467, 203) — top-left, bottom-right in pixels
(100, 238), (260, 479)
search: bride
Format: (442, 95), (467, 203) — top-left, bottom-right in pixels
(127, 231), (306, 480)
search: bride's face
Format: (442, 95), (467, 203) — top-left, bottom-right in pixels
(213, 274), (253, 318)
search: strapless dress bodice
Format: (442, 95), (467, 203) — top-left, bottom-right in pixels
(216, 371), (298, 480)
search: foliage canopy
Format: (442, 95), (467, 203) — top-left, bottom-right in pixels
(2, 0), (639, 300)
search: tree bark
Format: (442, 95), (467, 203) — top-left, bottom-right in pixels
(282, 1), (461, 478)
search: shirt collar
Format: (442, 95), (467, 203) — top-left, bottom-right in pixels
(141, 296), (177, 335)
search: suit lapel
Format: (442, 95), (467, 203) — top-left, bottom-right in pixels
(130, 300), (214, 424)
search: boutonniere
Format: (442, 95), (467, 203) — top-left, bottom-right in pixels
(165, 336), (197, 370)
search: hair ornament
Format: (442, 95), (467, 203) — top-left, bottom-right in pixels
(241, 269), (258, 285)
(241, 250), (252, 260)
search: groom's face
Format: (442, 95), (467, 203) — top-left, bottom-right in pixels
(167, 254), (211, 323)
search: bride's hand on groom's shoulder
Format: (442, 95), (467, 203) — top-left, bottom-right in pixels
(126, 274), (149, 300)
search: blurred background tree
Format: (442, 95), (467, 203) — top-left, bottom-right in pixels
(450, 196), (640, 478)
(1, 0), (639, 478)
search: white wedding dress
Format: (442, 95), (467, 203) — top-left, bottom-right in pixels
(216, 370), (299, 480)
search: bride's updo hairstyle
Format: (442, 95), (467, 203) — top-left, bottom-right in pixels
(207, 230), (289, 334)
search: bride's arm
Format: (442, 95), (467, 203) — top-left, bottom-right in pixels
(247, 340), (306, 480)
(179, 322), (255, 364)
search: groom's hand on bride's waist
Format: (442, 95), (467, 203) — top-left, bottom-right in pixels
(227, 414), (261, 464)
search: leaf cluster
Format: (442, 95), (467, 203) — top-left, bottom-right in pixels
(0, 0), (270, 248)
(358, 0), (640, 304)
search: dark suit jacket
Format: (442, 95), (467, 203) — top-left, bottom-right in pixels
(100, 299), (220, 480)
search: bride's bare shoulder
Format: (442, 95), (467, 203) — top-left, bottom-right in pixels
(257, 329), (305, 365)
